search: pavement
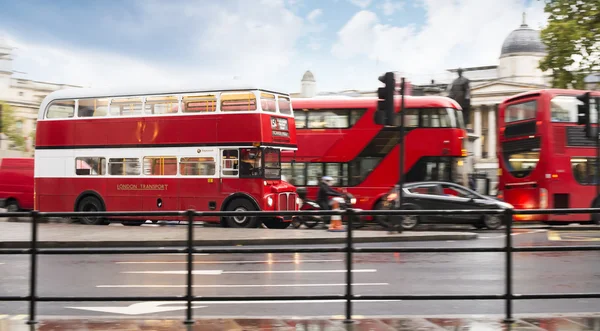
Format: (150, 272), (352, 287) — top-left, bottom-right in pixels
(0, 221), (478, 248)
(2, 315), (600, 330)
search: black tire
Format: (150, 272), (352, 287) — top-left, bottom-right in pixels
(303, 217), (320, 228)
(5, 200), (20, 222)
(483, 214), (502, 230)
(397, 204), (420, 231)
(5, 199), (20, 212)
(263, 219), (291, 229)
(291, 217), (303, 229)
(225, 198), (260, 228)
(473, 221), (486, 229)
(77, 196), (108, 225)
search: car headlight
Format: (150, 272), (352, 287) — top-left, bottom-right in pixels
(350, 198), (356, 205)
(386, 193), (398, 201)
(267, 196), (273, 207)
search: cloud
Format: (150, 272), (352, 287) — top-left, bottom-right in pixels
(307, 9), (323, 22)
(331, 0), (547, 87)
(2, 0), (306, 91)
(349, 0), (373, 9)
(378, 0), (404, 16)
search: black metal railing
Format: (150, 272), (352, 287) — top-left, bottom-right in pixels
(1, 207), (600, 326)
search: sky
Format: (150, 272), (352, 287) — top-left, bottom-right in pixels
(0, 0), (548, 94)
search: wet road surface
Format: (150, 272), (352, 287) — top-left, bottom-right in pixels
(0, 227), (599, 319)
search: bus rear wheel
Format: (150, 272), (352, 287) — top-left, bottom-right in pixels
(225, 199), (260, 228)
(77, 196), (109, 225)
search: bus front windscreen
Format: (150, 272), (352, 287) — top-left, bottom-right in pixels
(263, 148), (282, 179)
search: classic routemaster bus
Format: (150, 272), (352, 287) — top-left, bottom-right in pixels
(497, 89), (600, 224)
(281, 95), (468, 220)
(34, 85), (298, 228)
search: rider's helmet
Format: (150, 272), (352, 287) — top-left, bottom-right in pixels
(322, 176), (334, 185)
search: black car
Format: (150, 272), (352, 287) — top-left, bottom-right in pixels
(381, 181), (514, 230)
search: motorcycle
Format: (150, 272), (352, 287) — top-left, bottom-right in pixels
(292, 188), (360, 229)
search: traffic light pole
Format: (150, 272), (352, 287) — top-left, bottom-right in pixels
(397, 78), (406, 216)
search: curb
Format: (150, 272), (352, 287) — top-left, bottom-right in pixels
(0, 232), (478, 249)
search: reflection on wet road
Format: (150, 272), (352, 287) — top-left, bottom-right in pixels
(0, 227), (598, 319)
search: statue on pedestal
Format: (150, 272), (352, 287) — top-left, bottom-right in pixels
(447, 68), (471, 127)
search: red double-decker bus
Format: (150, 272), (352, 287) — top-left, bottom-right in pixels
(34, 86), (298, 228)
(280, 96), (468, 221)
(497, 89), (600, 224)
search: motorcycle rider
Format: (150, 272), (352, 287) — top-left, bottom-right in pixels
(317, 176), (344, 223)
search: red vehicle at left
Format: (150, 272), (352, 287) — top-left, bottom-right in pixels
(0, 157), (34, 212)
(34, 85), (298, 228)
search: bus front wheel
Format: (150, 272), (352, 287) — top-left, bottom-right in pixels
(225, 199), (260, 228)
(77, 196), (109, 225)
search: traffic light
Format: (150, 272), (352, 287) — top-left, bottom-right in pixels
(374, 72), (396, 126)
(577, 92), (592, 137)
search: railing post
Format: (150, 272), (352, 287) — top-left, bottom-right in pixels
(503, 208), (514, 324)
(344, 208), (355, 324)
(184, 209), (195, 326)
(27, 211), (39, 326)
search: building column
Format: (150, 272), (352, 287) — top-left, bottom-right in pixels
(487, 105), (496, 160)
(474, 107), (482, 159)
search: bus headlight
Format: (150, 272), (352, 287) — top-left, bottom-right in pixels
(296, 197), (301, 205)
(267, 196), (273, 207)
(350, 198), (357, 205)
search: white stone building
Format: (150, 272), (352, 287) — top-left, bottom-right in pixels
(0, 37), (81, 157)
(292, 15), (553, 195)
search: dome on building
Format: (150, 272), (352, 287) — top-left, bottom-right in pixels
(500, 13), (546, 57)
(301, 70), (315, 82)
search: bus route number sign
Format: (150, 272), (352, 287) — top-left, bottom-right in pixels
(271, 117), (289, 138)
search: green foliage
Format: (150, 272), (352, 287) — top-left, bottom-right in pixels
(0, 101), (27, 152)
(539, 0), (600, 89)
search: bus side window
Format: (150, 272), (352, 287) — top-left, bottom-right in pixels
(46, 100), (75, 119)
(221, 150), (239, 176)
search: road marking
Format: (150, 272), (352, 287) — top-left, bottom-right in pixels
(548, 230), (600, 242)
(9, 314), (27, 320)
(136, 253), (209, 256)
(480, 229), (547, 239)
(122, 269), (377, 275)
(97, 283), (388, 288)
(116, 259), (343, 264)
(67, 299), (400, 313)
(67, 301), (205, 315)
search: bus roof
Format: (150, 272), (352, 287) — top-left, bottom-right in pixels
(38, 84), (290, 119)
(501, 88), (597, 105)
(292, 95), (461, 109)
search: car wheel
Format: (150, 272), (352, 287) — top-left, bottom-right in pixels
(483, 214), (502, 230)
(398, 203), (421, 231)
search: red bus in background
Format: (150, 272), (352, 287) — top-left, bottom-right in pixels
(281, 96), (468, 220)
(497, 89), (600, 224)
(34, 86), (298, 228)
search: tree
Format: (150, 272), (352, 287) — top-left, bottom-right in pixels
(539, 0), (600, 89)
(0, 101), (27, 152)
